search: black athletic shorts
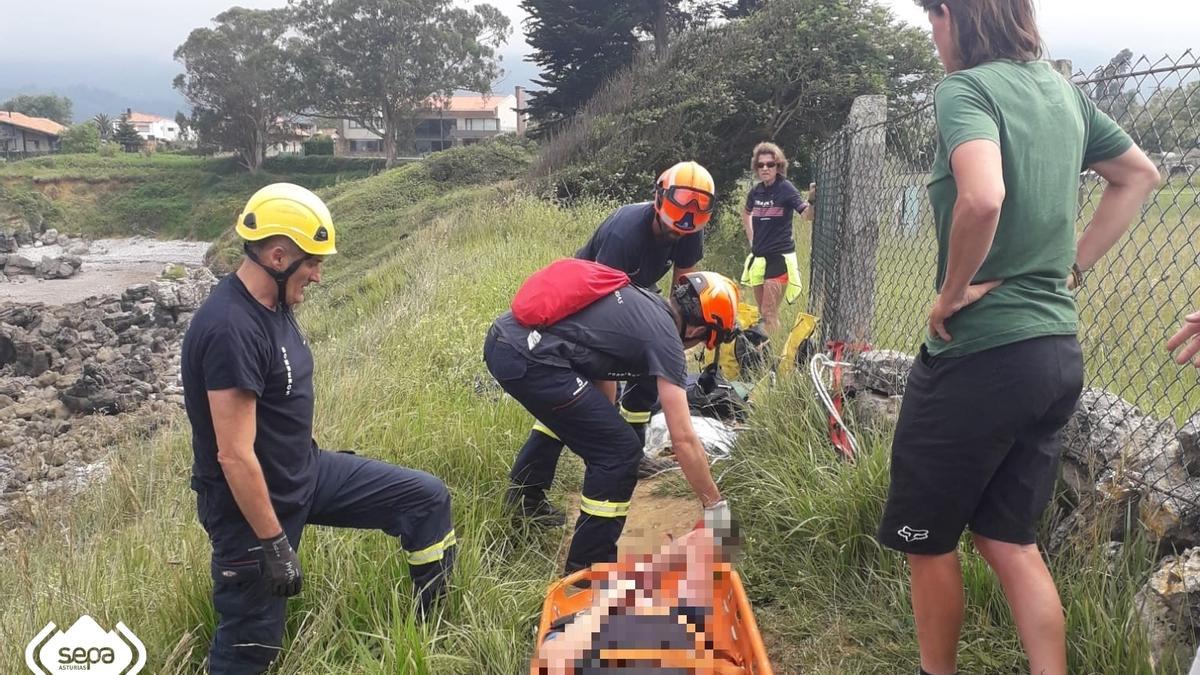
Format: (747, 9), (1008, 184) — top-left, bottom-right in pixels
(762, 253), (788, 281)
(877, 334), (1083, 555)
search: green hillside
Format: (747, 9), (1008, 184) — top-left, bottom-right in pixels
(0, 137), (1166, 673)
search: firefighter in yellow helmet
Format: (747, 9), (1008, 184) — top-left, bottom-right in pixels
(183, 183), (456, 674)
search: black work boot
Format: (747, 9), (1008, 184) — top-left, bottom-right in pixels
(505, 487), (566, 528)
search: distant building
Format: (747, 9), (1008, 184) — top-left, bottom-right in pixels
(121, 109), (181, 143)
(0, 111), (66, 156)
(336, 87), (526, 157)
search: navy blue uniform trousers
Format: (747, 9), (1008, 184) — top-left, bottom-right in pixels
(195, 450), (455, 675)
(484, 328), (642, 573)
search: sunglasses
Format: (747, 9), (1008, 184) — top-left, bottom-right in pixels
(756, 162), (777, 169)
(660, 185), (716, 213)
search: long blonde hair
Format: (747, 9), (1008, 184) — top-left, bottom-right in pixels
(751, 142), (788, 178)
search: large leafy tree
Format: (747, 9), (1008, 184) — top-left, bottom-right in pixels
(290, 0), (509, 167)
(520, 1), (642, 134)
(521, 1), (760, 134)
(173, 8), (300, 172)
(1, 94), (73, 125)
(60, 123), (101, 154)
(535, 0), (939, 201)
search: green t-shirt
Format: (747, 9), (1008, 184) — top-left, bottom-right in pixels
(925, 59), (1133, 357)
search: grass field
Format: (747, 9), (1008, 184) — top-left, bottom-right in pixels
(861, 177), (1200, 423)
(0, 149), (1188, 673)
(0, 153), (388, 241)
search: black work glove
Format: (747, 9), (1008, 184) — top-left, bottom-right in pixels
(258, 532), (303, 597)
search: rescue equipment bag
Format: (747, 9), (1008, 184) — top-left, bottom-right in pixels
(511, 258), (631, 329)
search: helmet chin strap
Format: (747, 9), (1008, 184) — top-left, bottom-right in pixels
(244, 242), (309, 311)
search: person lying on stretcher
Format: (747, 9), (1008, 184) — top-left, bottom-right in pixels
(534, 528), (726, 675)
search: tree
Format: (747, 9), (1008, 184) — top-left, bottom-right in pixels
(93, 113), (113, 141)
(173, 8), (299, 172)
(0, 94), (73, 125)
(174, 111), (191, 140)
(535, 0), (939, 202)
(290, 0), (509, 168)
(1085, 49), (1139, 125)
(113, 113), (143, 152)
(1131, 81), (1200, 154)
(719, 0), (768, 18)
(60, 123), (101, 154)
(521, 1), (732, 134)
(520, 1), (643, 133)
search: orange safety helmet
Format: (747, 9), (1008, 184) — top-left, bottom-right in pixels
(672, 272), (739, 350)
(654, 161), (716, 236)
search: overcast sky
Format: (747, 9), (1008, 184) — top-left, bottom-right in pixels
(1, 0), (1195, 117)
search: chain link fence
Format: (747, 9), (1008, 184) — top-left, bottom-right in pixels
(809, 52), (1200, 539)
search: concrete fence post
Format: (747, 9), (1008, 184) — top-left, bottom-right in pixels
(826, 94), (887, 347)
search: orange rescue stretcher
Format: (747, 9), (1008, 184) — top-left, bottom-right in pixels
(533, 559), (773, 674)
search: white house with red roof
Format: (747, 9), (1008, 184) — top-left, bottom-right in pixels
(121, 109), (181, 143)
(0, 111), (66, 156)
(335, 87), (526, 156)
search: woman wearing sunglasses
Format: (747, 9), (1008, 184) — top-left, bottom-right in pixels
(741, 142), (808, 333)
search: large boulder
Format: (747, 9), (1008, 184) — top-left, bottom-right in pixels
(1137, 547), (1200, 671)
(12, 333), (53, 377)
(0, 326), (15, 368)
(35, 255), (81, 280)
(1060, 389), (1163, 501)
(3, 253), (35, 277)
(849, 350), (914, 397)
(60, 363), (139, 415)
(150, 267), (218, 315)
(0, 303), (44, 328)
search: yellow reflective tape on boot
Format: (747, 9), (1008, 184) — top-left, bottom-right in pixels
(531, 421), (561, 442)
(580, 496), (631, 518)
(406, 529), (457, 566)
(619, 406), (651, 424)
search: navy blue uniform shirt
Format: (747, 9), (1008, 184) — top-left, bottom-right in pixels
(182, 274), (319, 513)
(493, 284), (688, 388)
(576, 202), (703, 289)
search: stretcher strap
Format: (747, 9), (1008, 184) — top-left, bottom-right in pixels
(406, 529), (457, 566)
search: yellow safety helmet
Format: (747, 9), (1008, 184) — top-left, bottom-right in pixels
(236, 183), (337, 256)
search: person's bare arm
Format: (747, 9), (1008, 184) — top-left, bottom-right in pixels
(209, 388), (282, 538)
(1076, 146), (1161, 272)
(742, 211), (754, 245)
(657, 378), (721, 507)
(928, 139), (1006, 341)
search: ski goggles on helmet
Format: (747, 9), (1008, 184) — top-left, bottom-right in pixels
(659, 185), (716, 214)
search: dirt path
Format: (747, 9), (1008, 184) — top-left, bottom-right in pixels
(0, 237), (210, 305)
(562, 477), (699, 562)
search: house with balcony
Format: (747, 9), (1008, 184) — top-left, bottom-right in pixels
(0, 111), (66, 157)
(336, 87), (525, 157)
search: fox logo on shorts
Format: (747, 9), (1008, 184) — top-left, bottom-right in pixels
(897, 525), (929, 543)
